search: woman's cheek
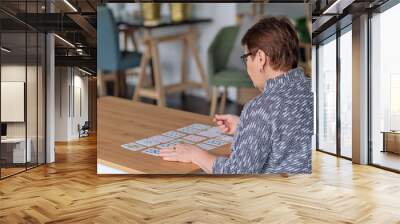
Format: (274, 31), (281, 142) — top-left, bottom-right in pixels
(247, 66), (256, 81)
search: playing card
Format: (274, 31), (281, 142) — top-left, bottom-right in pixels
(136, 136), (162, 147)
(157, 141), (178, 149)
(196, 143), (217, 151)
(157, 139), (193, 149)
(186, 123), (212, 130)
(141, 148), (161, 156)
(170, 139), (193, 145)
(182, 134), (206, 143)
(208, 127), (223, 134)
(151, 135), (174, 143)
(197, 131), (220, 138)
(216, 135), (234, 143)
(136, 134), (174, 147)
(176, 126), (202, 134)
(196, 126), (224, 138)
(161, 131), (186, 139)
(121, 142), (146, 151)
(203, 138), (227, 147)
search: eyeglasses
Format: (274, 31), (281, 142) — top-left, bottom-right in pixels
(240, 52), (253, 66)
(240, 50), (268, 66)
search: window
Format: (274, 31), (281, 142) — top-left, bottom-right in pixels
(316, 23), (353, 159)
(312, 46), (317, 150)
(370, 2), (400, 171)
(0, 1), (47, 179)
(317, 36), (337, 154)
(339, 27), (352, 158)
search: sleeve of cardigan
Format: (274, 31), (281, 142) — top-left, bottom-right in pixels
(212, 118), (272, 174)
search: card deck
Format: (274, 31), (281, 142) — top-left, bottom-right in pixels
(141, 148), (160, 156)
(121, 142), (146, 151)
(123, 123), (224, 153)
(182, 134), (207, 143)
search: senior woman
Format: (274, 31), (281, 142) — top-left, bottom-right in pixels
(159, 17), (313, 174)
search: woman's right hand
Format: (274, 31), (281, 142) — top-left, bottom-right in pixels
(213, 114), (240, 135)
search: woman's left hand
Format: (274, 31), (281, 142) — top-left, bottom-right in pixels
(159, 144), (200, 163)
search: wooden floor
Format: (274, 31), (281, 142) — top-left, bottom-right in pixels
(372, 151), (400, 171)
(1, 167), (26, 178)
(1, 135), (400, 223)
(1, 163), (45, 178)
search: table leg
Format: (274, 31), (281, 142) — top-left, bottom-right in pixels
(111, 72), (118, 97)
(133, 42), (151, 101)
(118, 71), (126, 98)
(219, 86), (227, 114)
(382, 133), (387, 153)
(150, 40), (166, 106)
(210, 86), (218, 116)
(187, 28), (210, 101)
(181, 37), (189, 95)
(124, 30), (129, 51)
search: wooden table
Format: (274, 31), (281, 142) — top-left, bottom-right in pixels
(97, 96), (230, 174)
(117, 18), (212, 106)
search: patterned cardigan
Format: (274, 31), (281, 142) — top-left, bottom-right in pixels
(212, 67), (314, 174)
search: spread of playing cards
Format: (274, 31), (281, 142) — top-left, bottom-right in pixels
(121, 123), (234, 156)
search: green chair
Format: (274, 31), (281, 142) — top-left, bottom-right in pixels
(207, 25), (254, 116)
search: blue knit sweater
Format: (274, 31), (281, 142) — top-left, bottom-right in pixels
(212, 67), (314, 174)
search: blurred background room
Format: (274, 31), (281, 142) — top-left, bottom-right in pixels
(97, 2), (311, 116)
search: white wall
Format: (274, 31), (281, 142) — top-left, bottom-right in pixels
(54, 67), (89, 141)
(1, 65), (36, 137)
(72, 74), (89, 138)
(55, 67), (69, 141)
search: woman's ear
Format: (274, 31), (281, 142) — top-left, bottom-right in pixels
(257, 50), (267, 72)
(264, 55), (270, 71)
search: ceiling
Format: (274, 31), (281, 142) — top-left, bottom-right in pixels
(311, 0), (390, 44)
(0, 0), (98, 73)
